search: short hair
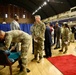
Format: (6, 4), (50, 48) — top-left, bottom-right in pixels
(14, 14), (18, 19)
(65, 24), (68, 28)
(35, 15), (41, 19)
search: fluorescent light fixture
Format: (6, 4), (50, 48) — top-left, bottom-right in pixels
(35, 10), (38, 13)
(38, 6), (41, 10)
(39, 6), (41, 9)
(43, 1), (47, 6)
(32, 12), (35, 15)
(32, 1), (47, 15)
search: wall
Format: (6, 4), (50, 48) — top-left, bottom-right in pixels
(0, 4), (34, 23)
(1, 18), (34, 23)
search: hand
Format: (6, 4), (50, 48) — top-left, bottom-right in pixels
(64, 42), (68, 45)
(34, 39), (38, 42)
(10, 46), (15, 51)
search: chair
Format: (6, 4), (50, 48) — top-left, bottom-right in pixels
(0, 50), (21, 75)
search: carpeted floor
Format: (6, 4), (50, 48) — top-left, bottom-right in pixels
(47, 55), (76, 75)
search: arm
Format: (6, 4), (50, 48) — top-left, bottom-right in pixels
(4, 34), (12, 50)
(10, 46), (16, 51)
(64, 28), (69, 41)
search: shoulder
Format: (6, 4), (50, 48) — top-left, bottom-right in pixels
(5, 32), (12, 39)
(11, 20), (16, 25)
(11, 20), (16, 23)
(65, 28), (69, 31)
(40, 21), (45, 25)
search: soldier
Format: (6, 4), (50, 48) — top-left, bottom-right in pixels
(30, 25), (34, 54)
(59, 24), (69, 53)
(0, 30), (31, 75)
(10, 15), (30, 72)
(32, 15), (46, 63)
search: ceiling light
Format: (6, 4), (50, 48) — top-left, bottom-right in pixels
(43, 1), (47, 5)
(39, 6), (41, 10)
(35, 10), (38, 12)
(32, 12), (35, 15)
(32, 1), (47, 15)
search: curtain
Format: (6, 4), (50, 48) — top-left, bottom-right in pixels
(0, 23), (33, 34)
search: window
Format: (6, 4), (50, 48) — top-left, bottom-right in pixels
(5, 14), (8, 18)
(23, 14), (25, 18)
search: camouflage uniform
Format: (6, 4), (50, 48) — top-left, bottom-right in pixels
(30, 25), (34, 54)
(1, 30), (31, 75)
(10, 20), (21, 51)
(32, 21), (46, 61)
(61, 27), (69, 53)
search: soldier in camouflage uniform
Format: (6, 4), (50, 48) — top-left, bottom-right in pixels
(32, 15), (46, 63)
(0, 30), (31, 75)
(59, 24), (69, 53)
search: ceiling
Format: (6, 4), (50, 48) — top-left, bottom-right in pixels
(0, 0), (76, 19)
